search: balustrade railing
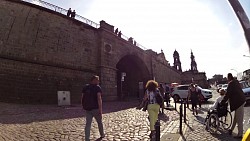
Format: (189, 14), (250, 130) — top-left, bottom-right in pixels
(20, 0), (148, 50)
(21, 0), (99, 28)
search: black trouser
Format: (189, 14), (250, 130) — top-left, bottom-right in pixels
(198, 100), (201, 108)
(191, 99), (198, 110)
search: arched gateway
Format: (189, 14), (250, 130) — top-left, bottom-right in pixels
(116, 55), (150, 100)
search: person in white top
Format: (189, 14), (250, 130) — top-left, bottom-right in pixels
(209, 89), (225, 111)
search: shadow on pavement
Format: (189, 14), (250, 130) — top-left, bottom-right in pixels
(0, 101), (138, 124)
(194, 115), (206, 124)
(210, 130), (242, 141)
(186, 123), (194, 132)
(179, 134), (187, 141)
(158, 113), (170, 122)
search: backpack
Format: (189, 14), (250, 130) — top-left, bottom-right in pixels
(155, 89), (163, 105)
(81, 85), (95, 111)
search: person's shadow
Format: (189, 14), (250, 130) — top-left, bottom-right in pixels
(95, 137), (103, 141)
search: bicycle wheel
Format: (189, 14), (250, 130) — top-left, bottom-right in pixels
(208, 113), (219, 133)
(221, 110), (232, 130)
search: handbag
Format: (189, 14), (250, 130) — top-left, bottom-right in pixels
(142, 100), (149, 111)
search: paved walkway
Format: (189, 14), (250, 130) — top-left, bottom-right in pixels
(0, 101), (179, 141)
(1, 99), (247, 141)
(161, 101), (245, 141)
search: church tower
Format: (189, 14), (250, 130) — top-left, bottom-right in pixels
(190, 51), (198, 72)
(173, 50), (182, 72)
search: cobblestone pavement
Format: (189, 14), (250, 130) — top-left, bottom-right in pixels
(183, 105), (242, 141)
(0, 101), (179, 141)
(177, 89), (249, 141)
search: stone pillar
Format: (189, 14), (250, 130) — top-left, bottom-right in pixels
(100, 66), (118, 101)
(100, 20), (114, 32)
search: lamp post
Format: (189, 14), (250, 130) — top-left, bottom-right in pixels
(230, 69), (238, 79)
(243, 55), (250, 58)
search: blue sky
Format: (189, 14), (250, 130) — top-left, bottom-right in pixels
(35, 0), (250, 79)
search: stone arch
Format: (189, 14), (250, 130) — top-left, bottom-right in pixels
(116, 55), (150, 100)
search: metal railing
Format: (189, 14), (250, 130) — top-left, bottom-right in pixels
(21, 0), (99, 28)
(20, 0), (148, 50)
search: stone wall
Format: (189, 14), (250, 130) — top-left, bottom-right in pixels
(0, 0), (99, 103)
(0, 0), (182, 103)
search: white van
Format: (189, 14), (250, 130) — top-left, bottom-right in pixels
(171, 85), (213, 102)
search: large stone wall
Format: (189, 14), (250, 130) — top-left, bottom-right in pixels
(0, 0), (99, 103)
(0, 0), (182, 104)
(0, 0), (99, 70)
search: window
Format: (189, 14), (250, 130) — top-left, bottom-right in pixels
(178, 86), (189, 90)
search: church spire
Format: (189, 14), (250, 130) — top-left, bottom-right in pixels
(190, 50), (198, 72)
(173, 50), (182, 72)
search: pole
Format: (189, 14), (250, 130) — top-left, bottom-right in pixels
(184, 99), (186, 123)
(174, 99), (177, 110)
(121, 78), (123, 100)
(155, 120), (160, 141)
(179, 99), (183, 134)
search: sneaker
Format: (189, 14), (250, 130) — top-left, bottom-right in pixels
(233, 135), (242, 139)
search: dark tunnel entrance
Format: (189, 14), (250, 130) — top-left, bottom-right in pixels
(116, 55), (151, 100)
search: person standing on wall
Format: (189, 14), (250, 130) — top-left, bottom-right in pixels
(71, 10), (76, 18)
(81, 75), (105, 141)
(67, 8), (71, 17)
(221, 73), (246, 139)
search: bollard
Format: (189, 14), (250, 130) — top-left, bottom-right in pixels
(184, 100), (186, 123)
(179, 99), (183, 134)
(155, 120), (160, 141)
(174, 99), (177, 110)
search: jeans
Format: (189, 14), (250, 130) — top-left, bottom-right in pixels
(85, 109), (104, 141)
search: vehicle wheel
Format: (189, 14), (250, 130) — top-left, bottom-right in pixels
(207, 113), (219, 134)
(173, 95), (180, 102)
(221, 110), (232, 130)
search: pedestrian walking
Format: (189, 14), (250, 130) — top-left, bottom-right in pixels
(194, 84), (202, 108)
(159, 83), (165, 113)
(67, 8), (71, 17)
(142, 80), (161, 138)
(188, 83), (199, 115)
(71, 10), (76, 18)
(81, 75), (105, 141)
(221, 73), (246, 139)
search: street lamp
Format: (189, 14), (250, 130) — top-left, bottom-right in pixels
(230, 69), (238, 78)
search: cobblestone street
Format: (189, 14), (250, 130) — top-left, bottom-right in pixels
(0, 101), (179, 141)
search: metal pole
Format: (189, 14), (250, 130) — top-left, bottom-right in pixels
(174, 99), (177, 110)
(179, 99), (183, 134)
(155, 120), (160, 141)
(121, 79), (123, 100)
(184, 100), (186, 123)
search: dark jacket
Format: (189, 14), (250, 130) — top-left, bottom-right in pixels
(221, 79), (246, 111)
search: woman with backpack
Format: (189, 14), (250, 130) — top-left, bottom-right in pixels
(142, 80), (162, 138)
